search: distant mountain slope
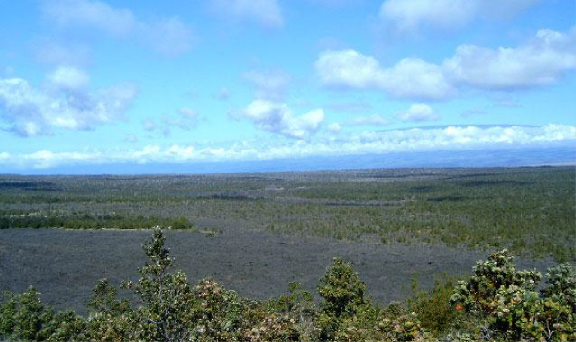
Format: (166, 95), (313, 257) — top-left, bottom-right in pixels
(5, 145), (574, 174)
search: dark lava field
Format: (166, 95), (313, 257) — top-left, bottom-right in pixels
(0, 228), (554, 316)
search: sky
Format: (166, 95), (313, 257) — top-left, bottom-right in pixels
(0, 0), (575, 172)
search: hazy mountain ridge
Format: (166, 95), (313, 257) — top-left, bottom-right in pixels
(3, 145), (574, 175)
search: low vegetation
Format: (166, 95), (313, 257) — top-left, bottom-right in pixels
(0, 167), (574, 262)
(1, 230), (574, 341)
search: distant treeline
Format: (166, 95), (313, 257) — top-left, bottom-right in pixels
(0, 213), (193, 230)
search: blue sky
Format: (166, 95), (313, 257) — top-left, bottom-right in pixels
(0, 0), (575, 171)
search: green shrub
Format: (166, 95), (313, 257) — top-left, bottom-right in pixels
(265, 281), (316, 340)
(318, 258), (371, 318)
(315, 257), (379, 340)
(0, 287), (80, 342)
(451, 249), (576, 341)
(450, 249), (541, 315)
(409, 276), (461, 336)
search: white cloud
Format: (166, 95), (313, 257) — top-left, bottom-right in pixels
(1, 124), (574, 169)
(381, 58), (455, 99)
(0, 69), (137, 137)
(315, 27), (575, 98)
(237, 100), (324, 139)
(443, 27), (576, 89)
(315, 50), (383, 89)
(244, 70), (291, 101)
(47, 66), (90, 90)
(211, 0), (284, 28)
(315, 49), (455, 100)
(379, 0), (545, 34)
(396, 104), (439, 122)
(43, 0), (194, 56)
(348, 114), (390, 126)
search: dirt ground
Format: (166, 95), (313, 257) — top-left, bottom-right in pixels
(0, 228), (555, 315)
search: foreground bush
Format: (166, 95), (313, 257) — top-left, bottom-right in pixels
(1, 231), (574, 341)
(451, 249), (575, 341)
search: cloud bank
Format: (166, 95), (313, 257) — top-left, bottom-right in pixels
(1, 124), (573, 169)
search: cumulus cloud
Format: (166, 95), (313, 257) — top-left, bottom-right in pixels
(315, 27), (575, 99)
(443, 28), (576, 89)
(0, 68), (137, 137)
(348, 114), (390, 126)
(396, 104), (439, 122)
(1, 124), (573, 169)
(211, 0), (284, 28)
(315, 49), (455, 100)
(379, 0), (545, 34)
(244, 70), (291, 101)
(42, 0), (194, 56)
(236, 100), (324, 139)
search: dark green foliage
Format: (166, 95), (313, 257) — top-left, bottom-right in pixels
(451, 250), (575, 341)
(541, 263), (576, 313)
(316, 258), (380, 341)
(450, 249), (541, 315)
(318, 258), (370, 318)
(0, 213), (194, 230)
(86, 279), (131, 316)
(0, 287), (86, 341)
(409, 276), (460, 336)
